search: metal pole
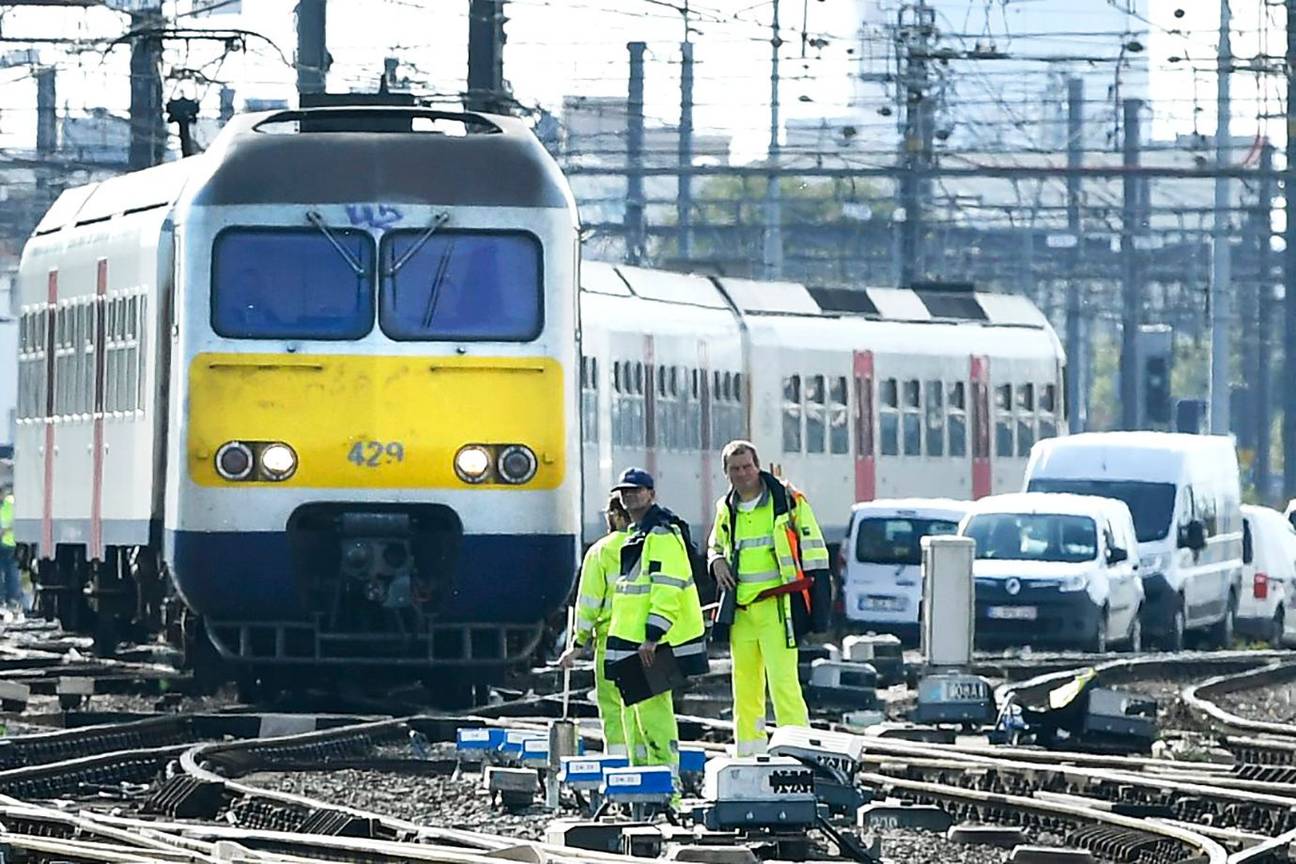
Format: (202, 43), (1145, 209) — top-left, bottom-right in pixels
(1258, 142), (1275, 500)
(467, 0), (505, 113)
(1065, 77), (1085, 433)
(1211, 0), (1233, 434)
(1120, 99), (1143, 431)
(35, 66), (55, 158)
(128, 10), (165, 170)
(296, 0), (327, 100)
(625, 41), (646, 266)
(1285, 0), (1296, 497)
(762, 0), (783, 280)
(678, 38), (694, 262)
(898, 0), (931, 287)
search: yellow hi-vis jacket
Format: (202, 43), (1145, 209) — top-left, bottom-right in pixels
(572, 528), (628, 648)
(605, 505), (708, 677)
(0, 495), (13, 549)
(707, 472), (830, 647)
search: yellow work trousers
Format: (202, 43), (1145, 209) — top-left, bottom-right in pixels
(593, 631), (627, 755)
(622, 689), (679, 776)
(731, 596), (808, 755)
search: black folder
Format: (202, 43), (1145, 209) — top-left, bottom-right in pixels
(609, 643), (685, 706)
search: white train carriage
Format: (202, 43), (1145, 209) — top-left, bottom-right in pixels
(579, 268), (1066, 548)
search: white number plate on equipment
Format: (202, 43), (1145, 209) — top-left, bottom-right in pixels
(859, 596), (903, 611)
(987, 605), (1037, 620)
(941, 680), (989, 701)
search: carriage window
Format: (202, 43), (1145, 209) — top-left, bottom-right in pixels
(1017, 383), (1034, 413)
(948, 381), (967, 458)
(806, 374), (826, 454)
(880, 377), (899, 457)
(902, 379), (921, 456)
(829, 376), (849, 454)
(581, 355), (598, 444)
(1017, 414), (1035, 456)
(782, 375), (802, 453)
(995, 382), (1014, 458)
(213, 227), (375, 339)
(1039, 383), (1058, 441)
(925, 379), (944, 457)
(380, 230), (542, 341)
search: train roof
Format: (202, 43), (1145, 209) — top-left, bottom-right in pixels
(581, 260), (1051, 329)
(34, 107), (571, 234)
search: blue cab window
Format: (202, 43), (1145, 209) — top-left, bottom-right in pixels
(380, 230), (543, 341)
(211, 228), (374, 339)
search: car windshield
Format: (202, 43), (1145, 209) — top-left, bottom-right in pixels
(1026, 478), (1175, 542)
(963, 513), (1098, 563)
(211, 228), (374, 339)
(380, 230), (543, 341)
(855, 517), (959, 565)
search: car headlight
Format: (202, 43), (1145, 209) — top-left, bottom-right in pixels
(455, 445), (492, 483)
(1058, 573), (1089, 592)
(1140, 552), (1170, 575)
(497, 445), (537, 485)
(259, 442), (298, 480)
(214, 441), (254, 481)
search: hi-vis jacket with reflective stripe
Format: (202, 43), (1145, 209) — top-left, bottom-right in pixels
(573, 529), (628, 648)
(707, 472), (830, 647)
(606, 505), (708, 676)
(0, 495), (12, 549)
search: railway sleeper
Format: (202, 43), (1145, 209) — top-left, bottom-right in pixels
(888, 786), (1201, 864)
(142, 774), (226, 820)
(1232, 763), (1296, 783)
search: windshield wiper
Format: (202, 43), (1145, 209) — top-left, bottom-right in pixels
(386, 210), (450, 278)
(305, 210), (366, 276)
(421, 239), (456, 329)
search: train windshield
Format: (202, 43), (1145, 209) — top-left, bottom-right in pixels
(964, 513), (1098, 563)
(855, 517), (959, 565)
(379, 230), (543, 341)
(211, 228), (374, 339)
(1026, 478), (1175, 542)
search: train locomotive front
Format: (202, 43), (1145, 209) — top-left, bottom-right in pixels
(170, 108), (581, 668)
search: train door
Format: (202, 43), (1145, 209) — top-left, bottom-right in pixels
(853, 350), (875, 503)
(971, 355), (991, 499)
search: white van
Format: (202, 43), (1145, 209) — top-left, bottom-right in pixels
(840, 499), (969, 639)
(1239, 505), (1296, 646)
(1024, 432), (1243, 650)
(959, 492), (1143, 652)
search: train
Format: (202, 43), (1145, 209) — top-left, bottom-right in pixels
(10, 103), (1066, 692)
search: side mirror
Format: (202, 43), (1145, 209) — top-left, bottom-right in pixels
(1107, 547), (1128, 565)
(1179, 520), (1206, 552)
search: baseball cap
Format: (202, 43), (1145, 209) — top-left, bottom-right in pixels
(612, 467), (654, 491)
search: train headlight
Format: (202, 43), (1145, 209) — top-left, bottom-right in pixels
(259, 443), (298, 480)
(214, 441), (254, 481)
(497, 445), (537, 485)
(455, 445), (492, 483)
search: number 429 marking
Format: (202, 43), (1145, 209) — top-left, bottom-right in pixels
(348, 441), (405, 467)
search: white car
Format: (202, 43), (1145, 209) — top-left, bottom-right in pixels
(839, 498), (969, 640)
(960, 492), (1144, 652)
(1239, 505), (1296, 646)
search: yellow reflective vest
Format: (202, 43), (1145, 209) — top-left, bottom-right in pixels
(605, 505), (708, 677)
(573, 528), (628, 648)
(0, 494), (13, 549)
(707, 472), (830, 647)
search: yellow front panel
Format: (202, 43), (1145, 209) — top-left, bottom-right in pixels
(188, 353), (565, 488)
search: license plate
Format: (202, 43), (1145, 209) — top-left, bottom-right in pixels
(859, 596), (903, 612)
(941, 680), (989, 701)
(987, 605), (1037, 620)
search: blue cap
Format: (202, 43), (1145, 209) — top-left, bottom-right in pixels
(612, 467), (654, 491)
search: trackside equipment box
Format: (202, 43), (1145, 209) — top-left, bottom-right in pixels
(921, 536), (975, 667)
